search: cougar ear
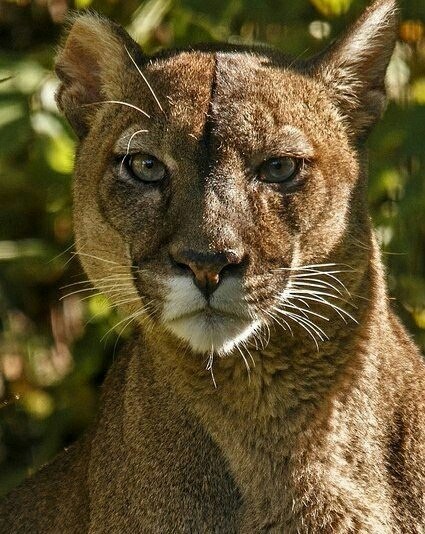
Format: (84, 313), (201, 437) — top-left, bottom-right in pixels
(55, 13), (141, 138)
(313, 0), (399, 140)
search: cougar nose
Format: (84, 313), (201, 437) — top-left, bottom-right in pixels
(170, 248), (243, 299)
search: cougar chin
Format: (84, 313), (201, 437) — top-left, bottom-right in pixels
(162, 275), (260, 354)
(164, 312), (261, 355)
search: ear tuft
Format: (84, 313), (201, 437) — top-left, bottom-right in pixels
(314, 0), (399, 139)
(55, 13), (140, 137)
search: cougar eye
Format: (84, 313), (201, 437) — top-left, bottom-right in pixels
(259, 157), (299, 184)
(125, 154), (166, 183)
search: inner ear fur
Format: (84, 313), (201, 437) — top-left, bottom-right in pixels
(55, 13), (141, 138)
(312, 0), (399, 140)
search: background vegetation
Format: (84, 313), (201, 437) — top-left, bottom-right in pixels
(0, 0), (424, 496)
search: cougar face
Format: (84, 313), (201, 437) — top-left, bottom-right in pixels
(57, 2), (396, 356)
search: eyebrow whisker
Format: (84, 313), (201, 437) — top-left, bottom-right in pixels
(125, 45), (165, 115)
(120, 129), (149, 173)
(82, 100), (151, 119)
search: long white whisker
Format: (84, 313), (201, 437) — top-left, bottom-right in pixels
(73, 251), (126, 266)
(291, 294), (347, 323)
(290, 271), (351, 292)
(290, 279), (343, 295)
(82, 100), (150, 119)
(277, 300), (330, 321)
(112, 296), (143, 307)
(277, 311), (321, 350)
(288, 313), (326, 343)
(287, 288), (353, 304)
(60, 282), (135, 299)
(206, 351), (217, 389)
(268, 308), (294, 336)
(83, 296), (146, 327)
(290, 295), (310, 308)
(252, 314), (272, 347)
(124, 46), (164, 114)
(236, 345), (251, 382)
(291, 294), (358, 324)
(48, 241), (77, 264)
(280, 312), (327, 341)
(262, 308), (288, 333)
(276, 262), (352, 271)
(120, 128), (149, 174)
(242, 340), (256, 367)
(101, 304), (150, 342)
(69, 268), (138, 279)
(288, 289), (357, 312)
(109, 310), (144, 349)
(78, 290), (137, 303)
(62, 276), (135, 289)
(249, 329), (260, 351)
(275, 308), (328, 341)
(261, 321), (271, 347)
(111, 304), (157, 360)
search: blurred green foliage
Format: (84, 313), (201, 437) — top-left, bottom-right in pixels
(0, 0), (424, 496)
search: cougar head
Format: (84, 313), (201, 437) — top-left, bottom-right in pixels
(56, 1), (397, 356)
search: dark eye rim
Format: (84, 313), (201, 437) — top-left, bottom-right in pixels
(258, 156), (300, 181)
(115, 153), (168, 184)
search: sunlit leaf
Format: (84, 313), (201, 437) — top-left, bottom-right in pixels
(87, 295), (112, 320)
(11, 62), (46, 94)
(128, 0), (173, 45)
(411, 78), (425, 105)
(413, 309), (425, 329)
(45, 135), (74, 174)
(20, 390), (54, 420)
(0, 240), (46, 261)
(75, 0), (93, 8)
(0, 102), (24, 128)
(309, 0), (352, 17)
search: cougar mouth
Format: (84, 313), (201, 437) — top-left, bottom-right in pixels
(164, 312), (260, 356)
(161, 275), (260, 355)
(166, 305), (249, 322)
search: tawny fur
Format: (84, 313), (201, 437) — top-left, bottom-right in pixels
(1, 1), (424, 532)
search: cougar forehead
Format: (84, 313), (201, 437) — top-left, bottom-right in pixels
(146, 51), (215, 139)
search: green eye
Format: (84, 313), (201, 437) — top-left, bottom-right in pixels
(259, 157), (299, 183)
(125, 154), (166, 183)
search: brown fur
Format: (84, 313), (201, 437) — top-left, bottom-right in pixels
(1, 1), (424, 532)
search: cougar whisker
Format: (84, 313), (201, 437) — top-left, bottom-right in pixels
(277, 300), (330, 322)
(120, 128), (149, 174)
(241, 340), (256, 367)
(62, 275), (135, 289)
(275, 310), (322, 350)
(60, 283), (135, 300)
(82, 99), (150, 119)
(273, 307), (328, 341)
(290, 294), (358, 324)
(101, 301), (155, 343)
(236, 344), (251, 383)
(290, 279), (344, 296)
(264, 308), (293, 335)
(206, 351), (217, 389)
(124, 46), (165, 114)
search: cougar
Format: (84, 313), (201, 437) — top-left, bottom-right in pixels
(1, 0), (424, 532)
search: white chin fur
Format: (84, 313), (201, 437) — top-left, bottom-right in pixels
(162, 276), (260, 355)
(166, 314), (261, 355)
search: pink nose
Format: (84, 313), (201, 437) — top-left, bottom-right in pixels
(170, 248), (243, 298)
